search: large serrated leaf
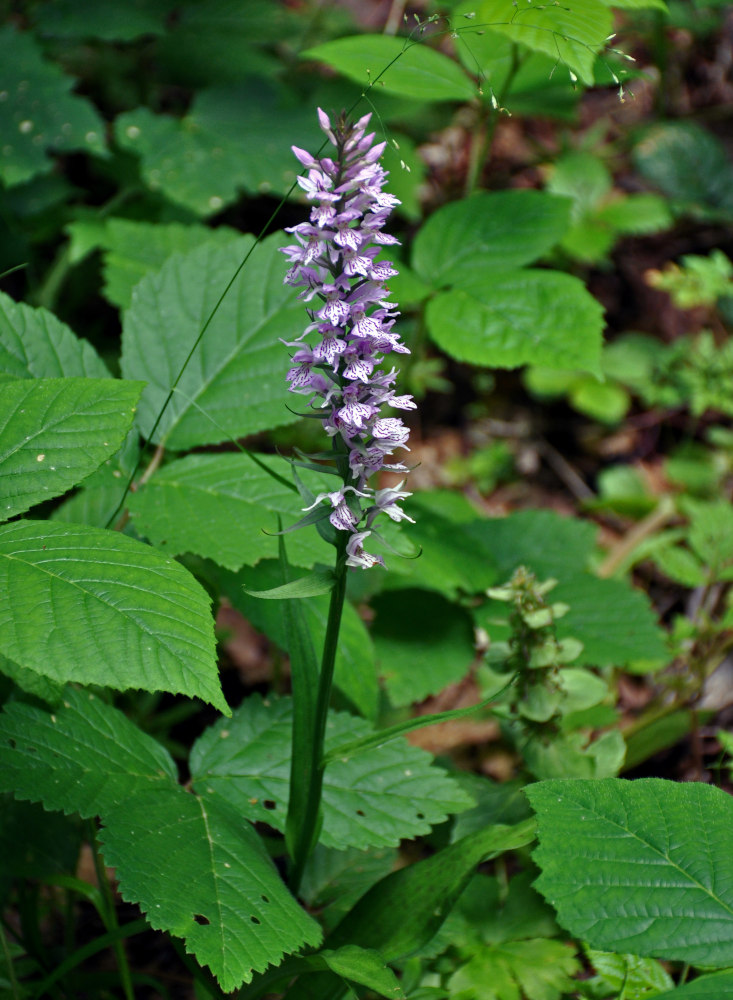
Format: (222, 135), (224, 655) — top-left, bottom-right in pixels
(426, 271), (603, 375)
(127, 452), (330, 571)
(0, 290), (109, 380)
(101, 789), (321, 991)
(412, 191), (571, 288)
(0, 26), (107, 187)
(0, 687), (178, 816)
(189, 695), (473, 850)
(0, 520), (227, 712)
(528, 778), (733, 965)
(0, 690), (319, 990)
(302, 35), (475, 102)
(0, 378), (142, 522)
(458, 0), (612, 86)
(120, 234), (301, 449)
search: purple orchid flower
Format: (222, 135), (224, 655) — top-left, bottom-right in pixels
(280, 109), (414, 568)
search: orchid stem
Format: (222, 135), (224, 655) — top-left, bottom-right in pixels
(289, 538), (348, 895)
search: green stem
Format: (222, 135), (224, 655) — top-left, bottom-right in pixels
(289, 537), (349, 894)
(464, 44), (522, 197)
(89, 821), (135, 1000)
(0, 923), (21, 1000)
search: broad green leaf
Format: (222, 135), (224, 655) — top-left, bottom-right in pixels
(52, 427), (142, 529)
(598, 0), (666, 9)
(302, 36), (475, 102)
(120, 234), (301, 449)
(127, 453), (331, 571)
(244, 570), (335, 599)
(585, 948), (674, 999)
(115, 85), (321, 214)
(101, 788), (321, 990)
(427, 270), (604, 375)
(219, 559), (379, 721)
(634, 123), (733, 220)
(448, 938), (579, 1000)
(0, 378), (142, 522)
(459, 0), (612, 86)
(412, 192), (571, 288)
(371, 589), (476, 707)
(0, 26), (107, 187)
(528, 778), (733, 965)
(451, 778), (532, 842)
(0, 290), (109, 380)
(552, 575), (667, 665)
(0, 687), (178, 816)
(312, 946), (405, 999)
(189, 695), (473, 850)
(685, 498), (733, 572)
(466, 509), (597, 578)
(0, 651), (63, 704)
(0, 520), (227, 712)
(0, 690), (319, 990)
(98, 219), (241, 309)
(35, 0), (176, 39)
(651, 971), (733, 1000)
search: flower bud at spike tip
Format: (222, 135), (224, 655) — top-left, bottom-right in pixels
(280, 109), (414, 569)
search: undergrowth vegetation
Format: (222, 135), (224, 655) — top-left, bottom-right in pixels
(1, 0), (732, 998)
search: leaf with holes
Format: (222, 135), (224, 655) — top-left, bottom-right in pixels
(190, 695), (473, 850)
(0, 690), (320, 990)
(0, 520), (226, 711)
(0, 26), (107, 187)
(302, 35), (475, 102)
(120, 234), (302, 448)
(411, 191), (571, 288)
(528, 778), (733, 965)
(0, 290), (110, 380)
(426, 270), (603, 376)
(0, 378), (142, 522)
(127, 452), (331, 572)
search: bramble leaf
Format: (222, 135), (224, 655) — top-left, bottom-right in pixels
(0, 520), (227, 711)
(528, 778), (733, 965)
(189, 695), (473, 850)
(121, 234), (302, 448)
(0, 378), (142, 522)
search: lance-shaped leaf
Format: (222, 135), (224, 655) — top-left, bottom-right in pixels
(120, 234), (302, 449)
(0, 290), (110, 379)
(127, 452), (331, 571)
(528, 778), (733, 965)
(189, 695), (473, 850)
(0, 690), (320, 990)
(0, 378), (142, 522)
(0, 520), (227, 712)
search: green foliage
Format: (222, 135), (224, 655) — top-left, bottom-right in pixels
(529, 778), (733, 964)
(189, 695), (473, 850)
(0, 26), (106, 187)
(0, 521), (227, 711)
(0, 689), (320, 990)
(0, 377), (141, 521)
(120, 234), (303, 448)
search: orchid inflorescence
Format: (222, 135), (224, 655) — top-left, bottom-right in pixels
(280, 108), (415, 569)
